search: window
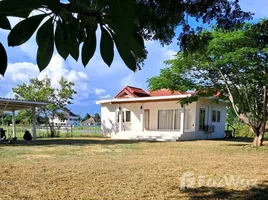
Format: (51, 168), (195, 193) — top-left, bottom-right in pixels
(174, 109), (180, 130)
(199, 108), (206, 130)
(212, 110), (216, 122)
(217, 111), (221, 122)
(212, 110), (221, 122)
(158, 109), (192, 130)
(158, 110), (174, 129)
(117, 110), (131, 122)
(125, 111), (131, 122)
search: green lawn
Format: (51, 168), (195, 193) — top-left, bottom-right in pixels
(0, 138), (268, 199)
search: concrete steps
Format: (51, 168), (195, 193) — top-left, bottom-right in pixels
(112, 131), (182, 142)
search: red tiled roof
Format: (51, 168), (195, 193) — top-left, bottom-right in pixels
(114, 86), (150, 98)
(149, 89), (195, 97)
(149, 89), (182, 96)
(114, 86), (196, 99)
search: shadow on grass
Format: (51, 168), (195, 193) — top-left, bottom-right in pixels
(0, 138), (160, 147)
(178, 183), (268, 200)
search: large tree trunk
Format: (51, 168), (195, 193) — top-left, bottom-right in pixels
(251, 126), (264, 147)
(49, 124), (55, 138)
(253, 133), (264, 147)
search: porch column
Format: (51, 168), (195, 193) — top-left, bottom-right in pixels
(12, 110), (16, 138)
(180, 105), (185, 134)
(118, 107), (122, 132)
(140, 105), (144, 131)
(32, 106), (36, 140)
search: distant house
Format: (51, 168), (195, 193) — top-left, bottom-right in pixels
(81, 117), (101, 126)
(81, 117), (96, 126)
(96, 86), (227, 141)
(49, 111), (79, 126)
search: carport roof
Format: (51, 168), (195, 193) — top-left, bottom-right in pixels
(0, 98), (48, 111)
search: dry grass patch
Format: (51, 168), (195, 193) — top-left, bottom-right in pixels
(0, 138), (268, 199)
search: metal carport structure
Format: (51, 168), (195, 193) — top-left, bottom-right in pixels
(0, 98), (48, 141)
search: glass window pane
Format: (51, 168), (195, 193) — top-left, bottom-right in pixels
(212, 110), (216, 122)
(126, 111), (131, 122)
(174, 109), (180, 130)
(158, 110), (167, 129)
(158, 110), (173, 129)
(217, 111), (221, 122)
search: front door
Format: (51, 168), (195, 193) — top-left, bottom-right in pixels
(144, 109), (150, 130)
(199, 108), (206, 131)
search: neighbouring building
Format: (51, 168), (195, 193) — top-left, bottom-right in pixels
(49, 111), (79, 126)
(96, 86), (227, 141)
(81, 117), (101, 126)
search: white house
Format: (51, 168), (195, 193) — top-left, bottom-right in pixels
(49, 111), (79, 126)
(96, 86), (227, 141)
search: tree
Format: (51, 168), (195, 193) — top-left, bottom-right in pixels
(12, 76), (76, 137)
(83, 113), (91, 121)
(0, 0), (252, 75)
(16, 109), (32, 124)
(94, 113), (100, 119)
(148, 20), (268, 147)
(0, 112), (12, 125)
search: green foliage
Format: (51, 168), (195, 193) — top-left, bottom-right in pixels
(94, 113), (100, 120)
(12, 76), (76, 137)
(0, 113), (12, 125)
(0, 42), (7, 75)
(83, 113), (91, 121)
(8, 14), (47, 46)
(234, 124), (252, 138)
(148, 20), (268, 142)
(16, 110), (32, 124)
(226, 107), (239, 126)
(100, 26), (114, 67)
(36, 17), (54, 71)
(0, 15), (11, 30)
(0, 0), (252, 75)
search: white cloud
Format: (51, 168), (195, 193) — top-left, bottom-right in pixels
(95, 88), (106, 95)
(100, 94), (111, 99)
(4, 62), (39, 82)
(163, 48), (177, 60)
(0, 54), (92, 105)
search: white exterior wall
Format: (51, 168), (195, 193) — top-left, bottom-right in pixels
(142, 101), (196, 132)
(181, 98), (226, 140)
(100, 98), (226, 140)
(101, 103), (118, 135)
(121, 103), (141, 131)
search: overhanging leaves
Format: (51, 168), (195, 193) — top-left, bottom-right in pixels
(0, 42), (8, 76)
(68, 27), (79, 61)
(0, 15), (11, 30)
(100, 26), (114, 67)
(8, 14), (47, 46)
(0, 0), (42, 18)
(36, 17), (54, 71)
(55, 23), (69, 60)
(82, 26), (97, 67)
(112, 32), (136, 72)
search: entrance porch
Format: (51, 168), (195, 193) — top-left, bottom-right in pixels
(112, 101), (196, 141)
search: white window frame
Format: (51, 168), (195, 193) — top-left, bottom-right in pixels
(212, 110), (221, 122)
(157, 109), (192, 130)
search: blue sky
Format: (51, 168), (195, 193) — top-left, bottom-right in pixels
(0, 0), (267, 117)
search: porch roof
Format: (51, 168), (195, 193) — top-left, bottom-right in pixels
(0, 98), (48, 111)
(96, 94), (192, 104)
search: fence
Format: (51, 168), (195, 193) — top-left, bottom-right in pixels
(0, 123), (102, 139)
